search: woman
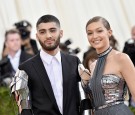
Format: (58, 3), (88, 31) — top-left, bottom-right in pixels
(79, 16), (135, 115)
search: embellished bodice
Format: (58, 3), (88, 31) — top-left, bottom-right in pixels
(81, 47), (133, 114)
(85, 74), (127, 108)
(101, 74), (127, 104)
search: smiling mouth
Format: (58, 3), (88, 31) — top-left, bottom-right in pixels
(93, 40), (101, 44)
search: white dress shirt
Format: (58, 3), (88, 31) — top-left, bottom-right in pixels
(8, 49), (21, 71)
(40, 49), (63, 114)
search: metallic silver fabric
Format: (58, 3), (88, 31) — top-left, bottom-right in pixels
(79, 81), (92, 115)
(83, 46), (133, 115)
(79, 82), (88, 100)
(85, 74), (133, 115)
(10, 69), (31, 110)
(101, 74), (126, 104)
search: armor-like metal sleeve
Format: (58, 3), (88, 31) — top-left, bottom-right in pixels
(10, 69), (31, 110)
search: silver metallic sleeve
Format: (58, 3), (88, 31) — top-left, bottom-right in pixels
(10, 69), (31, 111)
(78, 82), (92, 115)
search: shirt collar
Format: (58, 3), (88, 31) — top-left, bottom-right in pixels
(40, 49), (61, 65)
(54, 50), (61, 63)
(8, 49), (21, 59)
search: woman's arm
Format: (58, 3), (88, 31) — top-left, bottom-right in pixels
(78, 64), (91, 85)
(119, 53), (135, 101)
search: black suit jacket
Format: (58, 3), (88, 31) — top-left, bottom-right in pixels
(19, 52), (81, 115)
(0, 51), (32, 80)
(21, 39), (39, 55)
(123, 41), (135, 66)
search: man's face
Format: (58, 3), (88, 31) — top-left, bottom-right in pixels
(6, 33), (22, 52)
(36, 22), (63, 51)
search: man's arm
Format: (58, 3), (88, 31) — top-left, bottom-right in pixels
(21, 109), (33, 115)
(10, 69), (33, 115)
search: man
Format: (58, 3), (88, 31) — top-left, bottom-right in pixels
(0, 29), (32, 86)
(123, 25), (135, 107)
(14, 20), (39, 55)
(123, 25), (135, 65)
(11, 15), (81, 115)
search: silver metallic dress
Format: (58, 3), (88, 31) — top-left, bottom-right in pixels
(83, 47), (133, 115)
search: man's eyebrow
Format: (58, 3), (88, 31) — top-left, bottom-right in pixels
(39, 27), (57, 31)
(38, 29), (46, 31)
(49, 27), (57, 30)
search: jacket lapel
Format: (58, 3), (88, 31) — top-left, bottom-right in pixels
(61, 52), (70, 111)
(32, 54), (59, 111)
(4, 56), (16, 74)
(19, 51), (25, 63)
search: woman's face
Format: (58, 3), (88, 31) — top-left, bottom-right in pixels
(86, 20), (112, 53)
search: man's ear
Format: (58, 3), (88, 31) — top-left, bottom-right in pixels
(60, 30), (63, 38)
(5, 41), (8, 48)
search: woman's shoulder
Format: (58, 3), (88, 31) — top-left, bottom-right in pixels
(111, 50), (131, 65)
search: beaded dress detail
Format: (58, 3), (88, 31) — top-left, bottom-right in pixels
(84, 47), (133, 115)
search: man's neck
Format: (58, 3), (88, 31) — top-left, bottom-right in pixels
(43, 47), (60, 56)
(8, 50), (19, 58)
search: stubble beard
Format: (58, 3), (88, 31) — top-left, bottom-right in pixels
(39, 35), (60, 51)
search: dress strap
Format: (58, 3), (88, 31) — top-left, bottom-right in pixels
(89, 46), (112, 107)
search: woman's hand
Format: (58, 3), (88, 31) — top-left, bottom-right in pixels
(78, 64), (91, 81)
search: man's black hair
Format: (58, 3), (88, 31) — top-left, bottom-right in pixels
(36, 14), (60, 28)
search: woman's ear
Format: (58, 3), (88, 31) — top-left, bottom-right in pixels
(108, 29), (112, 37)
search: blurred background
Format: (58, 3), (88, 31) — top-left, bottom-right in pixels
(0, 0), (135, 61)
(1, 0), (135, 114)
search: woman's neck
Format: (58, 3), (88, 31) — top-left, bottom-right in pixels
(97, 46), (112, 57)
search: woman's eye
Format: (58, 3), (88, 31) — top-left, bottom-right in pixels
(87, 32), (92, 35)
(98, 30), (103, 33)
